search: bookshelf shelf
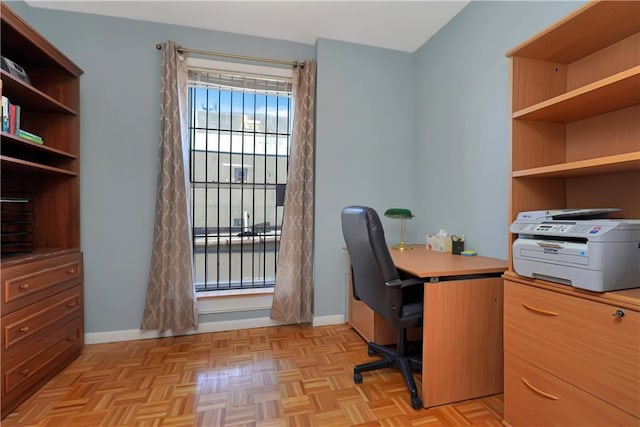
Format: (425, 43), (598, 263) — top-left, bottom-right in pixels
(512, 67), (640, 123)
(1, 132), (77, 159)
(512, 152), (640, 178)
(0, 155), (78, 176)
(506, 1), (639, 63)
(0, 71), (77, 115)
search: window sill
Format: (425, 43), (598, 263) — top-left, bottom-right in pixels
(197, 287), (274, 314)
(197, 287), (274, 299)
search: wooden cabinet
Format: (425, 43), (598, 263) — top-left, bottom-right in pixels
(504, 350), (638, 426)
(0, 251), (84, 417)
(422, 277), (504, 407)
(504, 2), (640, 425)
(0, 2), (84, 418)
(503, 277), (639, 425)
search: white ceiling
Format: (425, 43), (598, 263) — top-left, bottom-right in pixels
(24, 1), (470, 53)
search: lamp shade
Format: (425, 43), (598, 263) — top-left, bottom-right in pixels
(384, 208), (413, 250)
(384, 208), (413, 219)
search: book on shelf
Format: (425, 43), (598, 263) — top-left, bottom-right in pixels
(1, 95), (21, 135)
(9, 103), (16, 134)
(17, 129), (43, 144)
(14, 104), (20, 133)
(1, 96), (8, 132)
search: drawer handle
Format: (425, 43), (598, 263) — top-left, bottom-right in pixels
(521, 377), (559, 400)
(612, 309), (625, 318)
(20, 369), (30, 377)
(19, 326), (30, 333)
(66, 268), (76, 275)
(18, 283), (30, 290)
(521, 303), (558, 316)
(67, 303), (76, 308)
(64, 336), (75, 342)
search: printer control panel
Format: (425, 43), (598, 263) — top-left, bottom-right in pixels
(534, 223), (574, 233)
(510, 221), (610, 236)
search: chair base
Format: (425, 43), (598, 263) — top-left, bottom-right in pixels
(353, 340), (423, 410)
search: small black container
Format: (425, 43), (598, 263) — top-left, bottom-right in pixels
(452, 239), (464, 255)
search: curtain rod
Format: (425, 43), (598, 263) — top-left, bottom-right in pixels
(155, 44), (301, 68)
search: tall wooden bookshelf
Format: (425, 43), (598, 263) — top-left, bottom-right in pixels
(503, 1), (639, 425)
(506, 1), (639, 245)
(1, 2), (84, 417)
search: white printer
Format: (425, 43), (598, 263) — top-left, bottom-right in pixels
(510, 209), (640, 292)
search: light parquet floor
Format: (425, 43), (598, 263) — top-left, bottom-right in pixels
(2, 324), (503, 426)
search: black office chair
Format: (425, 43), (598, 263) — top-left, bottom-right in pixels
(341, 206), (424, 409)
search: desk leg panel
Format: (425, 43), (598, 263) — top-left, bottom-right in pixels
(422, 277), (504, 407)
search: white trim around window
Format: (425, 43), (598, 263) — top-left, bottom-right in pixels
(187, 57), (293, 80)
(197, 288), (274, 314)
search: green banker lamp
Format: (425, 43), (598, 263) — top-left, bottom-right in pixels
(384, 208), (414, 251)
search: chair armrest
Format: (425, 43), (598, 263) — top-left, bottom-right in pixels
(385, 278), (425, 288)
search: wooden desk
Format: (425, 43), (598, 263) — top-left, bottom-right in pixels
(348, 245), (507, 408)
(389, 246), (508, 278)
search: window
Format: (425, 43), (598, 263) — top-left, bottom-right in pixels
(188, 59), (292, 292)
(233, 167), (248, 183)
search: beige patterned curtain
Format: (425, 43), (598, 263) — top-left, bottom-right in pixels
(270, 59), (317, 324)
(141, 41), (198, 333)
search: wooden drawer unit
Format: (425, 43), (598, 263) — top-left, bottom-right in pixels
(0, 251), (84, 418)
(1, 252), (82, 315)
(1, 317), (82, 406)
(2, 286), (82, 351)
(505, 352), (639, 426)
(505, 280), (640, 418)
(504, 279), (640, 424)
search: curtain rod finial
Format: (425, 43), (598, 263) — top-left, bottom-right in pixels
(156, 43), (162, 50)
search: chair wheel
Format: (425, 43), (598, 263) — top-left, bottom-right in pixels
(367, 348), (375, 357)
(353, 373), (363, 384)
(411, 396), (422, 410)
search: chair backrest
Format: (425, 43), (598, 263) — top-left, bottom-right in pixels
(341, 206), (402, 325)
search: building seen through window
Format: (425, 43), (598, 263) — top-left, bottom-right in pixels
(188, 66), (292, 292)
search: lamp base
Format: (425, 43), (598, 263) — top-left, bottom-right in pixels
(391, 242), (413, 251)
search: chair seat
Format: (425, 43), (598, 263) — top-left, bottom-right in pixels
(402, 301), (423, 318)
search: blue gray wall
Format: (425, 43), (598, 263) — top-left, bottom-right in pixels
(412, 1), (583, 259)
(11, 1), (583, 334)
(315, 38), (415, 320)
(20, 6), (313, 333)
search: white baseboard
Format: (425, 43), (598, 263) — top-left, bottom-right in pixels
(312, 314), (345, 327)
(84, 317), (285, 344)
(84, 314), (346, 345)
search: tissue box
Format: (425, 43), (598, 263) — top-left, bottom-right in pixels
(426, 234), (452, 252)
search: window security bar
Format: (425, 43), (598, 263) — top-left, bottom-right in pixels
(188, 68), (291, 292)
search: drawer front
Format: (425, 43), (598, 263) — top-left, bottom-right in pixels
(1, 252), (82, 314)
(2, 317), (82, 396)
(505, 351), (639, 426)
(2, 286), (82, 350)
(504, 280), (640, 417)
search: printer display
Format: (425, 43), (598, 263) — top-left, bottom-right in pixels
(510, 209), (640, 292)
